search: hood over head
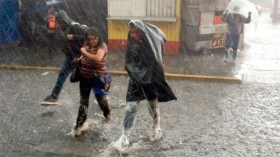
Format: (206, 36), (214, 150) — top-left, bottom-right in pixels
(56, 10), (72, 25)
(128, 20), (166, 65)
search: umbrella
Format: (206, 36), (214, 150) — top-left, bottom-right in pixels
(31, 0), (63, 14)
(225, 0), (259, 24)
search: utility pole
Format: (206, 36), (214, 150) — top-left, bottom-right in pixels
(273, 0), (279, 23)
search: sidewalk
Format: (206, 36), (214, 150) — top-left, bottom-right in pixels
(0, 43), (241, 83)
(1, 11), (279, 84)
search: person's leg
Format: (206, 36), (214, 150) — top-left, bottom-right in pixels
(231, 34), (240, 63)
(224, 33), (232, 62)
(74, 78), (92, 136)
(95, 94), (111, 120)
(51, 57), (74, 98)
(114, 101), (140, 152)
(147, 98), (163, 141)
(41, 57), (74, 106)
(49, 33), (57, 54)
(47, 33), (54, 55)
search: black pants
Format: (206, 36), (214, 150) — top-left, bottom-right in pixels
(46, 32), (57, 54)
(75, 76), (110, 129)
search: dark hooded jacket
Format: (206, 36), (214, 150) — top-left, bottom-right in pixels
(56, 10), (88, 59)
(125, 20), (177, 102)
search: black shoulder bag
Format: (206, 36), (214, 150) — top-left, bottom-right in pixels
(70, 58), (82, 83)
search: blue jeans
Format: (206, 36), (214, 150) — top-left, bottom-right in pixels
(51, 57), (74, 98)
(225, 33), (240, 59)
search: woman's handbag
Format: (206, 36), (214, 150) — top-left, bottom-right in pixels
(70, 58), (81, 83)
(99, 74), (112, 85)
(94, 68), (112, 95)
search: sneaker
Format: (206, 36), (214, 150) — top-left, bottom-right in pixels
(40, 95), (58, 106)
(223, 56), (229, 62)
(114, 134), (129, 153)
(232, 57), (237, 64)
(231, 52), (237, 63)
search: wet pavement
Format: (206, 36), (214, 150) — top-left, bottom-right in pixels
(0, 11), (280, 157)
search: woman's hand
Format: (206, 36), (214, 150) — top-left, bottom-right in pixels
(223, 9), (229, 14)
(248, 11), (252, 16)
(77, 55), (83, 61)
(80, 47), (87, 54)
(66, 34), (74, 40)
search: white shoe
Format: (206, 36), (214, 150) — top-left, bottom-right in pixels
(114, 134), (129, 153)
(150, 126), (163, 141)
(74, 122), (88, 136)
(223, 56), (229, 62)
(232, 58), (237, 64)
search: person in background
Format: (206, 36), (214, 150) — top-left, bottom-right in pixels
(221, 6), (251, 63)
(114, 20), (177, 153)
(45, 5), (57, 55)
(72, 27), (111, 136)
(40, 10), (88, 106)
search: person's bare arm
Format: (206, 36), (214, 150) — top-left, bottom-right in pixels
(80, 47), (105, 62)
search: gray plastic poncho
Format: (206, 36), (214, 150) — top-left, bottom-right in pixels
(125, 20), (177, 102)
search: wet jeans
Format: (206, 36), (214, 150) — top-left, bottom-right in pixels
(75, 76), (110, 129)
(51, 57), (74, 98)
(225, 33), (240, 59)
(122, 99), (160, 135)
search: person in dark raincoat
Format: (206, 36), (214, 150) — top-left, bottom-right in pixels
(114, 20), (177, 152)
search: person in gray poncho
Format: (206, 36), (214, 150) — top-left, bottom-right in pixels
(114, 20), (177, 152)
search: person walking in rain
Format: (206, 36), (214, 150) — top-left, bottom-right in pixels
(114, 20), (177, 152)
(40, 10), (88, 106)
(72, 27), (111, 136)
(221, 6), (251, 63)
(45, 5), (57, 55)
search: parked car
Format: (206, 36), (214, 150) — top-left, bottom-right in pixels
(255, 5), (263, 16)
(270, 8), (280, 19)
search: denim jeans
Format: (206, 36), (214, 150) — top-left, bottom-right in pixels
(51, 57), (74, 98)
(225, 33), (240, 59)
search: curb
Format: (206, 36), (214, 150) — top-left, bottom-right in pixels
(0, 64), (242, 84)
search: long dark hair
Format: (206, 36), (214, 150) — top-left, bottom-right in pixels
(84, 27), (103, 48)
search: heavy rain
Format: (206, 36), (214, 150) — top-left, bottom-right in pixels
(0, 0), (280, 156)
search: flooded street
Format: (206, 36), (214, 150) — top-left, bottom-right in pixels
(236, 11), (280, 84)
(1, 11), (280, 157)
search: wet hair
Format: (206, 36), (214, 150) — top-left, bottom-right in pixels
(234, 6), (240, 12)
(84, 27), (103, 48)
